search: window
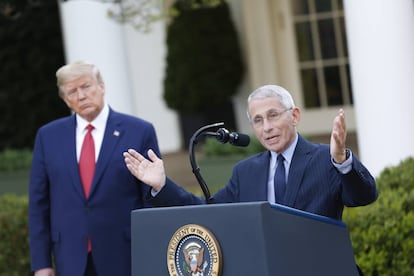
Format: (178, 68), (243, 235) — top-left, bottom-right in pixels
(292, 0), (352, 108)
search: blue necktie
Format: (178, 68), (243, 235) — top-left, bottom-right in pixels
(274, 154), (286, 204)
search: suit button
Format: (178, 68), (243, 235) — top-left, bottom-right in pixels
(85, 206), (90, 212)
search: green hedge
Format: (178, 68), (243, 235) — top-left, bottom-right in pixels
(0, 149), (32, 172)
(2, 157), (414, 275)
(0, 194), (31, 276)
(164, 0), (244, 113)
(0, 1), (68, 151)
(200, 136), (265, 157)
(344, 157), (414, 275)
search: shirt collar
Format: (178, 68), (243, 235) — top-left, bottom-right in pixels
(270, 133), (298, 165)
(76, 104), (109, 132)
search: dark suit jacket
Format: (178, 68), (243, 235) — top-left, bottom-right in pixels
(29, 109), (159, 276)
(151, 135), (378, 220)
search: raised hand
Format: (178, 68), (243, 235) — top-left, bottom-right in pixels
(123, 149), (166, 192)
(330, 108), (347, 164)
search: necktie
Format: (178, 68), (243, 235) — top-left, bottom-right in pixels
(274, 154), (286, 204)
(79, 124), (95, 198)
(79, 124), (95, 252)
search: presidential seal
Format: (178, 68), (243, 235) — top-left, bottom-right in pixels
(167, 224), (222, 276)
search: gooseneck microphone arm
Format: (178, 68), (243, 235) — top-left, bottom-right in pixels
(189, 122), (225, 204)
(189, 122), (251, 204)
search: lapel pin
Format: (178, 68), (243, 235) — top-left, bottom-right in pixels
(113, 130), (120, 137)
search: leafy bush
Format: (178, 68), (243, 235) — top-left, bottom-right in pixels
(0, 194), (31, 276)
(344, 157), (414, 275)
(163, 0), (244, 113)
(0, 149), (32, 172)
(0, 1), (68, 151)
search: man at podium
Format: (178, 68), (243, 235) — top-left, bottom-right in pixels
(124, 84), (378, 221)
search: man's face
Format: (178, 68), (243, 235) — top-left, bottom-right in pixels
(60, 74), (105, 122)
(248, 97), (300, 153)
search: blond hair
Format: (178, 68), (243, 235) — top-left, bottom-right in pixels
(56, 61), (103, 96)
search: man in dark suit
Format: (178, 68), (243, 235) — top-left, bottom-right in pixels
(29, 61), (160, 276)
(123, 84), (378, 220)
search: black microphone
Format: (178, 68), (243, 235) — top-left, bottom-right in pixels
(215, 128), (250, 147)
(189, 123), (249, 203)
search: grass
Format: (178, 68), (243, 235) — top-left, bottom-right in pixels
(0, 156), (239, 197)
(0, 170), (30, 196)
(197, 155), (243, 194)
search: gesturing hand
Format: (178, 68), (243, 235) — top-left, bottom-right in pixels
(330, 108), (347, 164)
(123, 149), (166, 192)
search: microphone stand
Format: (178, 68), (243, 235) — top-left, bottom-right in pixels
(189, 122), (225, 204)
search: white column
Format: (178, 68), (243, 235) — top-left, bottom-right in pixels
(58, 0), (133, 114)
(344, 0), (414, 176)
(123, 21), (181, 153)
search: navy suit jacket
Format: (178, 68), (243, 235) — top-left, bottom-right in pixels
(151, 135), (377, 220)
(29, 109), (158, 276)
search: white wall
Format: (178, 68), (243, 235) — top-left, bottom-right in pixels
(58, 0), (181, 153)
(123, 21), (181, 153)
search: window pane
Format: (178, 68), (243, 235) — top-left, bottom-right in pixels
(339, 17), (348, 57)
(315, 0), (332, 13)
(291, 0), (310, 15)
(295, 22), (314, 61)
(337, 0), (343, 11)
(324, 65), (343, 105)
(318, 18), (337, 59)
(301, 69), (320, 108)
(346, 64), (353, 104)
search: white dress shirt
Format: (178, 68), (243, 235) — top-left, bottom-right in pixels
(75, 104), (109, 162)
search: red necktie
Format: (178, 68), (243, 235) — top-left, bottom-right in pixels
(79, 124), (95, 252)
(79, 124), (95, 198)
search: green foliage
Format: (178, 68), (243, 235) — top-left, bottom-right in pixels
(344, 157), (414, 275)
(0, 194), (31, 276)
(200, 136), (265, 157)
(106, 0), (223, 32)
(197, 136), (265, 194)
(0, 149), (32, 172)
(163, 0), (244, 113)
(0, 1), (69, 151)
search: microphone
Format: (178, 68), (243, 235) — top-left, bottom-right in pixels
(189, 123), (249, 203)
(214, 128), (250, 147)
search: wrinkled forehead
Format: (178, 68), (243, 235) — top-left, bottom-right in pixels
(248, 97), (284, 117)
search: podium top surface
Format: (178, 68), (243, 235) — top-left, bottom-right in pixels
(133, 201), (346, 227)
(269, 202), (346, 227)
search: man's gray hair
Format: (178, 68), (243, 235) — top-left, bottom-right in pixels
(247, 85), (295, 121)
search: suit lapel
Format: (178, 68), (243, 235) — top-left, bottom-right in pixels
(257, 152), (271, 200)
(284, 135), (316, 207)
(88, 110), (123, 197)
(61, 115), (87, 200)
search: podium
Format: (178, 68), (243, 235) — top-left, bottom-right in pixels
(131, 201), (358, 275)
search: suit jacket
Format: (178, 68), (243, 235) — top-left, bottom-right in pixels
(151, 135), (378, 220)
(29, 109), (159, 276)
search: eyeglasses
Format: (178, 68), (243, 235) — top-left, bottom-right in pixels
(251, 108), (292, 128)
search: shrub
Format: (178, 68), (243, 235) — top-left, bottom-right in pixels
(0, 149), (32, 172)
(163, 0), (244, 113)
(344, 157), (414, 275)
(0, 1), (68, 151)
(0, 194), (31, 276)
(200, 136), (265, 157)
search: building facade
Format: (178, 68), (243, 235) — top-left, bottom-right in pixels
(58, 0), (414, 176)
